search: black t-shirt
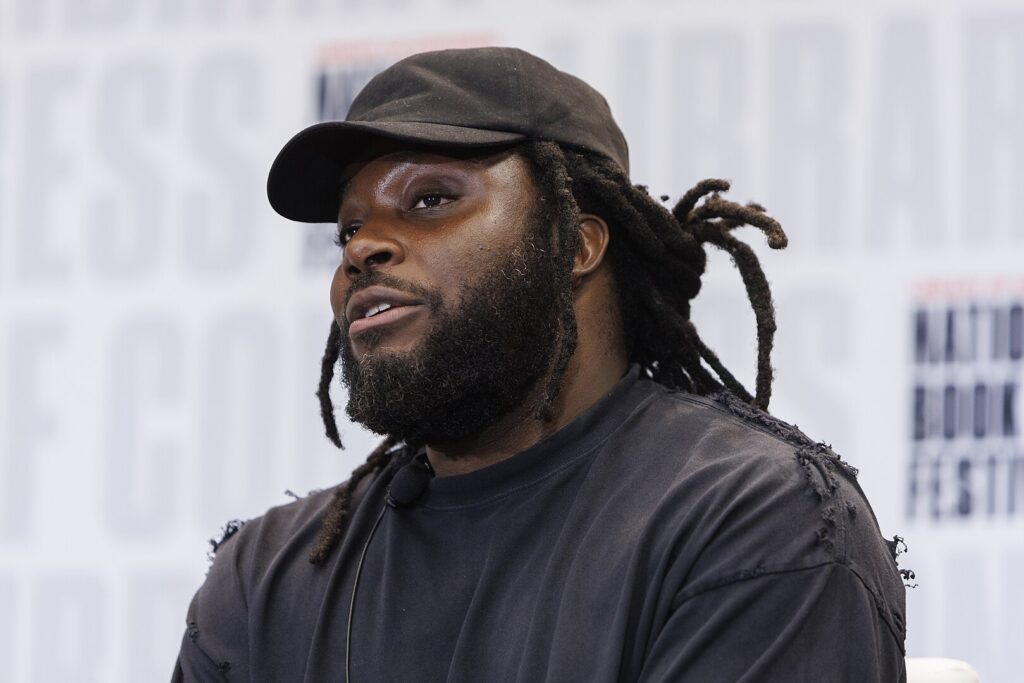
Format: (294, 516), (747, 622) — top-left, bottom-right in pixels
(173, 368), (907, 682)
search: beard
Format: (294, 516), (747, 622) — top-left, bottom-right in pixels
(338, 231), (571, 446)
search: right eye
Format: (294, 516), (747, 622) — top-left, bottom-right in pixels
(334, 222), (361, 248)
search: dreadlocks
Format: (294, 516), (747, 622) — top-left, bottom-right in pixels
(547, 146), (788, 405)
(308, 140), (787, 563)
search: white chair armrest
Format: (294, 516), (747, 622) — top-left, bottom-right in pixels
(906, 657), (980, 683)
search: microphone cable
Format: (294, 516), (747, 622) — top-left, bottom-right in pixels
(345, 503), (386, 682)
(345, 453), (434, 681)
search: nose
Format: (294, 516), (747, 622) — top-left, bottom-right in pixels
(341, 218), (405, 278)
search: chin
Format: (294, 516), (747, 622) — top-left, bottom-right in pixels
(350, 320), (429, 359)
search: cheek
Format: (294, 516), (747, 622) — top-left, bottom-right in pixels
(468, 202), (531, 256)
(329, 265), (348, 317)
(417, 258), (462, 310)
(431, 210), (528, 298)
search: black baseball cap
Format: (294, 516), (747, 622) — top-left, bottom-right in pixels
(267, 46), (630, 223)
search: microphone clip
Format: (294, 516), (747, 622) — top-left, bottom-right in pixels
(385, 453), (434, 508)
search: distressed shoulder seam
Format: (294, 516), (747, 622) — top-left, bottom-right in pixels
(665, 390), (858, 476)
(180, 626), (234, 681)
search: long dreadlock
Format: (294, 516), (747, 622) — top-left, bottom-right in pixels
(307, 140), (787, 564)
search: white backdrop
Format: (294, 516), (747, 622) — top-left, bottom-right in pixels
(1, 0), (1022, 680)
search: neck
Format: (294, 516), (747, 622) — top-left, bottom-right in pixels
(424, 336), (628, 478)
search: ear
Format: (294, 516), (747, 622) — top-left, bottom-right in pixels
(572, 213), (611, 283)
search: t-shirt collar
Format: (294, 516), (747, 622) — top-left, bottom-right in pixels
(421, 364), (652, 509)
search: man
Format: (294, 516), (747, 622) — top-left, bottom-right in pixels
(174, 47), (907, 681)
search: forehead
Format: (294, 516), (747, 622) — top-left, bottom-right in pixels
(337, 141), (530, 198)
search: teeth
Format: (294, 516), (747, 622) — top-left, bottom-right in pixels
(365, 303), (393, 319)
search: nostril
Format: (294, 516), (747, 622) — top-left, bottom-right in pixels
(364, 251), (392, 268)
(346, 248), (389, 278)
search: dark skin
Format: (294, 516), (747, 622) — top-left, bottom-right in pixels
(333, 144), (628, 477)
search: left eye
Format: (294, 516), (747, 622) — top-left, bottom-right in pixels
(411, 194), (452, 210)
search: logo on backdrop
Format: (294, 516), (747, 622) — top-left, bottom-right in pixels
(907, 276), (1024, 522)
(300, 34), (496, 271)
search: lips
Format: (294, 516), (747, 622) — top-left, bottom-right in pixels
(345, 286), (426, 336)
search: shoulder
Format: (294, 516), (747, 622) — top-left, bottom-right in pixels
(225, 487), (338, 571)
(615, 381), (864, 517)
(210, 464), (387, 582)
(614, 382), (907, 643)
(176, 471), (383, 677)
(175, 487), (338, 676)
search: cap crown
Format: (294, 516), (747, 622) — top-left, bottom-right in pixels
(347, 47), (629, 173)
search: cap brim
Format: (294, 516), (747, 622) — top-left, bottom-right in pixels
(267, 120), (527, 223)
